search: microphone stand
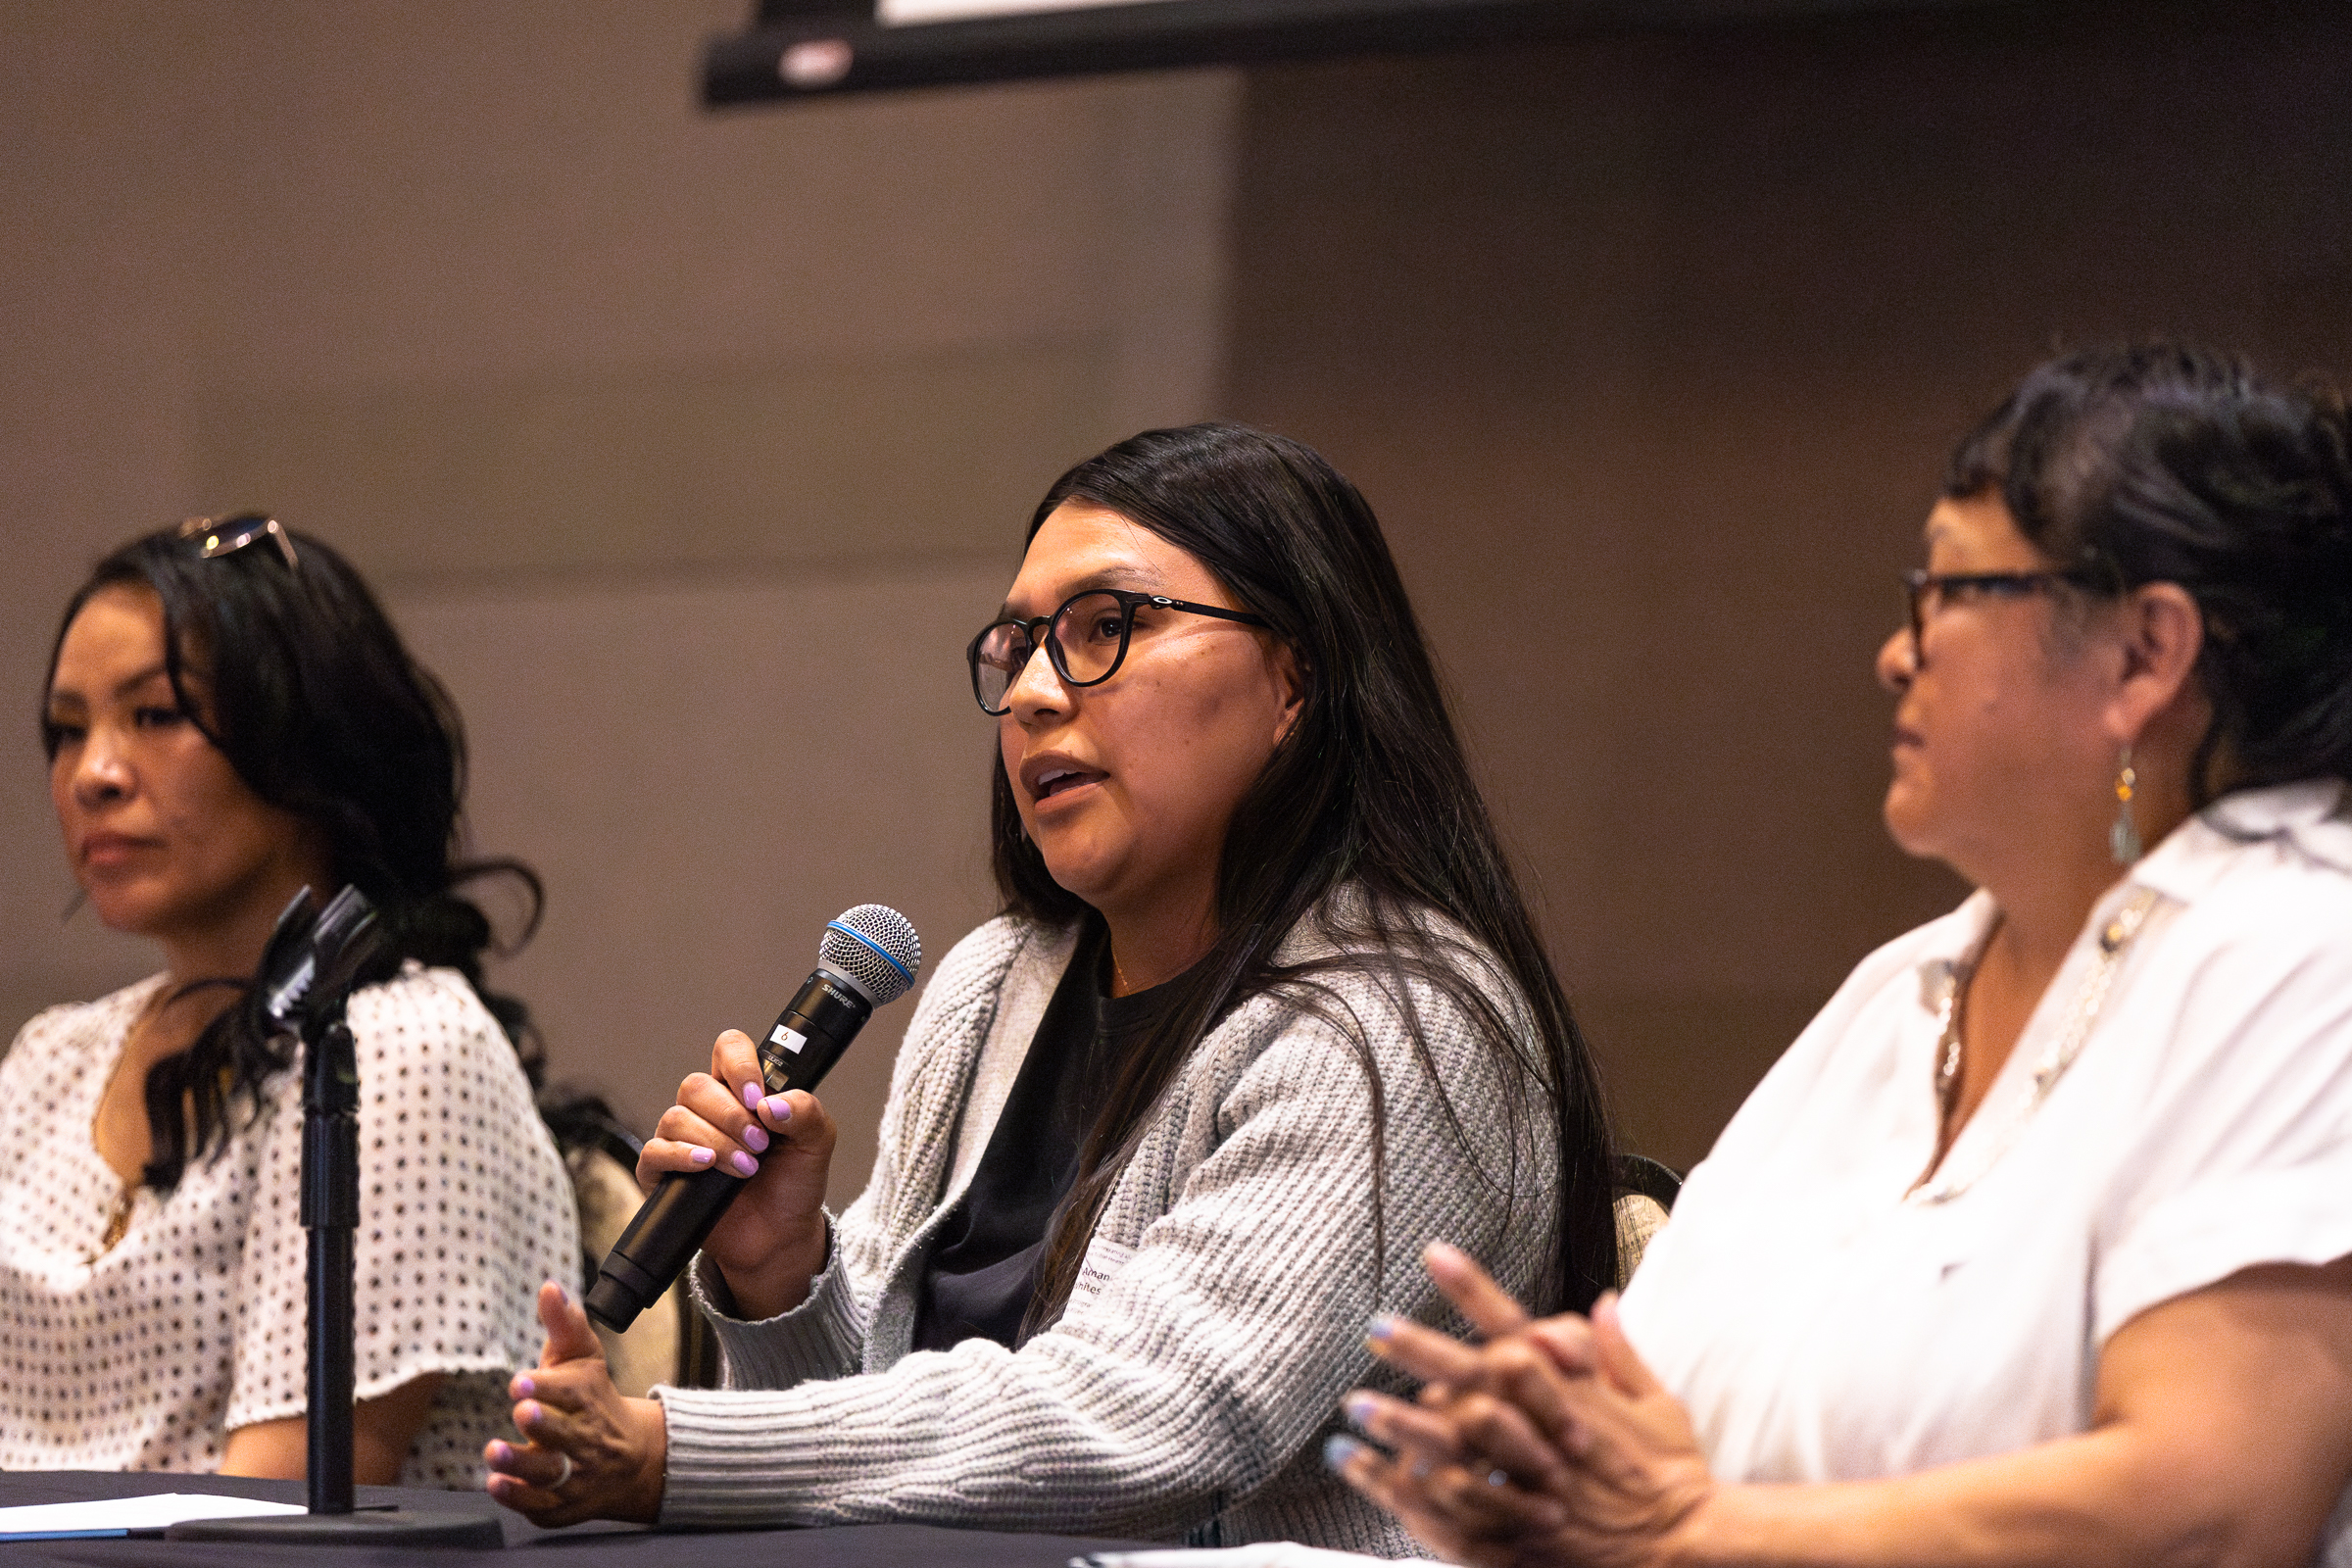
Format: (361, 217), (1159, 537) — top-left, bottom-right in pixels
(169, 888), (504, 1547)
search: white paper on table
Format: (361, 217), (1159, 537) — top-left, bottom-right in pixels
(1071, 1546), (1449, 1568)
(0, 1493), (305, 1540)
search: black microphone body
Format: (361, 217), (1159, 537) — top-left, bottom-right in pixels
(585, 906), (921, 1334)
(585, 970), (866, 1330)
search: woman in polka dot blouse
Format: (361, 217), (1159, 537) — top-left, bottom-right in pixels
(4, 518), (577, 1488)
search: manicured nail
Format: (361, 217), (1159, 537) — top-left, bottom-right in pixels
(1324, 1434), (1366, 1472)
(688, 1146), (715, 1166)
(1365, 1314), (1397, 1343)
(743, 1081), (763, 1109)
(731, 1151), (759, 1177)
(1345, 1394), (1377, 1428)
(550, 1281), (572, 1305)
(741, 1123), (769, 1153)
(489, 1441), (514, 1465)
(516, 1400), (540, 1426)
(763, 1096), (792, 1122)
(512, 1374), (536, 1397)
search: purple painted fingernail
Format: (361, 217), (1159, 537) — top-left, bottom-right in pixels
(1365, 1314), (1396, 1342)
(688, 1146), (715, 1167)
(763, 1096), (792, 1122)
(743, 1081), (762, 1109)
(551, 1281), (572, 1305)
(517, 1400), (540, 1426)
(731, 1151), (759, 1177)
(1345, 1395), (1377, 1427)
(1324, 1434), (1366, 1472)
(513, 1374), (535, 1397)
(742, 1123), (769, 1153)
(489, 1441), (514, 1465)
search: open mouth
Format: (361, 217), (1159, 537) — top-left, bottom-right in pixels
(1033, 766), (1103, 802)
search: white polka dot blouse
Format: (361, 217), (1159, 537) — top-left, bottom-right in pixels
(0, 962), (579, 1487)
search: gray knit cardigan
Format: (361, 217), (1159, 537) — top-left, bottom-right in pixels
(656, 906), (1560, 1554)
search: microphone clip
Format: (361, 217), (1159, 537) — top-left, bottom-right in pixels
(256, 885), (387, 1047)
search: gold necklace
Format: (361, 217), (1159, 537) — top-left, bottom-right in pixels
(90, 985), (175, 1259)
(95, 1190), (137, 1256)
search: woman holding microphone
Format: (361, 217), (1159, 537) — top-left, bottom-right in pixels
(486, 424), (1620, 1552)
(1338, 343), (2352, 1568)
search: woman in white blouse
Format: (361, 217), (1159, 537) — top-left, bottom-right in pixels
(1335, 343), (2352, 1567)
(3, 517), (576, 1486)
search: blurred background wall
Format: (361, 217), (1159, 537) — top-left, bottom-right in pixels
(4, 0), (2346, 1195)
(1221, 1), (2352, 1163)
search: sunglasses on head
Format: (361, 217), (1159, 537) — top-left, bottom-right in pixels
(176, 514), (300, 572)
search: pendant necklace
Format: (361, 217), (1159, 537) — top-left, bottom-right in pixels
(1909, 885), (2166, 1206)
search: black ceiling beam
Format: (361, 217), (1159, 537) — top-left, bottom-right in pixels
(703, 0), (2002, 106)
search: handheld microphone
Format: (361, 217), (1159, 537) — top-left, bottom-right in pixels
(583, 904), (922, 1334)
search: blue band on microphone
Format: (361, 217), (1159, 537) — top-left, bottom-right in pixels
(826, 919), (915, 985)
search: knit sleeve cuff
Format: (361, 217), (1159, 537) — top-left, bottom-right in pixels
(679, 1213), (866, 1390)
(652, 1385), (818, 1528)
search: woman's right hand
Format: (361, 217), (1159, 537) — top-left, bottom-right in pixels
(636, 1029), (837, 1319)
(1335, 1247), (1715, 1568)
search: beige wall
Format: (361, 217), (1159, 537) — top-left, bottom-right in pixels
(0, 1), (1238, 1201)
(1224, 5), (2352, 1166)
(8, 2), (2348, 1200)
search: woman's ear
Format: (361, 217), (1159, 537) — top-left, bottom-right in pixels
(1268, 641), (1308, 746)
(2104, 582), (2205, 745)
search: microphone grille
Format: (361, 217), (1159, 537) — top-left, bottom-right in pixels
(818, 905), (922, 1005)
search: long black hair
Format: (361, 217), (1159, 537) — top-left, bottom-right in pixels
(997, 425), (1619, 1333)
(1948, 342), (2352, 803)
(41, 520), (544, 1191)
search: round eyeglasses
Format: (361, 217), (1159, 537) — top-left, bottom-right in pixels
(966, 589), (1270, 715)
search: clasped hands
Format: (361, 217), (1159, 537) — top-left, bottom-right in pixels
(1331, 1242), (1718, 1568)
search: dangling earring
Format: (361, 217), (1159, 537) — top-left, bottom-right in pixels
(2109, 746), (2142, 865)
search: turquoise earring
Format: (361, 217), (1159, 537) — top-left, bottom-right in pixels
(2109, 747), (2142, 865)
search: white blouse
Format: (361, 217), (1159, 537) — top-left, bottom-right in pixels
(0, 962), (578, 1486)
(1620, 779), (2352, 1561)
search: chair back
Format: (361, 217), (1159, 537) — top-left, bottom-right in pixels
(541, 1089), (719, 1393)
(1610, 1153), (1683, 1289)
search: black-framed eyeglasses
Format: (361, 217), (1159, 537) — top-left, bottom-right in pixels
(177, 513), (299, 572)
(1900, 567), (2097, 665)
(967, 588), (1271, 715)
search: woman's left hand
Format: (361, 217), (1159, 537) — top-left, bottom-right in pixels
(1332, 1244), (1717, 1568)
(484, 1282), (668, 1527)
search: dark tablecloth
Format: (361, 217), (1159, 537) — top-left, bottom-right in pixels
(0, 1471), (1153, 1565)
